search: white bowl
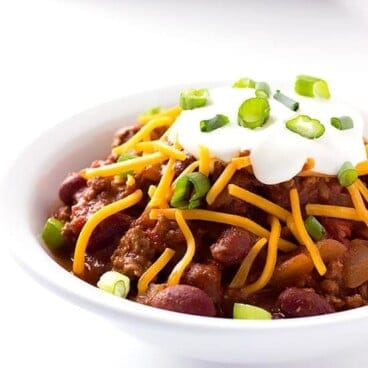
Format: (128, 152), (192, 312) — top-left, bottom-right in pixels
(5, 83), (368, 365)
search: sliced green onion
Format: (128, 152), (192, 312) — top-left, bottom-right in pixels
(42, 217), (65, 249)
(170, 172), (210, 209)
(285, 114), (325, 139)
(331, 116), (354, 130)
(179, 88), (209, 110)
(273, 90), (299, 111)
(337, 161), (358, 187)
(200, 114), (230, 132)
(304, 216), (325, 241)
(295, 75), (331, 99)
(238, 97), (270, 129)
(255, 82), (271, 99)
(97, 271), (130, 298)
(142, 106), (162, 116)
(233, 303), (272, 320)
(117, 153), (136, 179)
(232, 77), (256, 89)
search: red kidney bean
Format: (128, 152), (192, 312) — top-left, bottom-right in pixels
(59, 173), (86, 205)
(149, 284), (216, 317)
(277, 287), (335, 317)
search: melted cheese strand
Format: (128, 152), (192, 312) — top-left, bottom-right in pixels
(243, 216), (280, 294)
(73, 190), (143, 276)
(138, 106), (182, 125)
(135, 141), (186, 161)
(289, 188), (327, 275)
(229, 237), (268, 289)
(228, 184), (291, 222)
(305, 204), (360, 221)
(198, 145), (210, 176)
(206, 163), (237, 205)
(81, 152), (167, 180)
(149, 208), (296, 252)
(167, 210), (196, 285)
(149, 158), (176, 208)
(113, 116), (174, 155)
(347, 183), (368, 225)
(137, 248), (175, 295)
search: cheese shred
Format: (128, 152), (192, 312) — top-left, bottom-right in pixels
(289, 188), (327, 276)
(230, 237), (268, 289)
(347, 183), (368, 225)
(167, 210), (196, 285)
(135, 141), (186, 161)
(242, 216), (281, 294)
(72, 190), (143, 276)
(198, 145), (211, 176)
(305, 204), (360, 221)
(137, 248), (176, 295)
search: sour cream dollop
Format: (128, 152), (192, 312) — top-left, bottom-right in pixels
(167, 86), (366, 184)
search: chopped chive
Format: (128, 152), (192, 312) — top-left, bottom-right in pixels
(295, 75), (331, 99)
(200, 114), (230, 132)
(337, 161), (358, 187)
(179, 88), (209, 110)
(304, 216), (325, 241)
(42, 217), (65, 249)
(232, 77), (256, 89)
(331, 116), (354, 130)
(97, 271), (130, 298)
(142, 106), (162, 116)
(273, 90), (299, 111)
(255, 82), (271, 99)
(238, 97), (270, 129)
(170, 172), (210, 209)
(233, 303), (272, 320)
(285, 114), (325, 139)
(118, 153), (136, 179)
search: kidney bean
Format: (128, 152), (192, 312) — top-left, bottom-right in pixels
(277, 287), (334, 317)
(59, 173), (86, 205)
(149, 284), (216, 317)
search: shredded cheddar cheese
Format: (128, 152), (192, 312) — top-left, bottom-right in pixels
(135, 141), (186, 161)
(286, 215), (304, 244)
(138, 106), (182, 125)
(347, 183), (368, 225)
(206, 163), (237, 205)
(81, 152), (167, 180)
(126, 174), (136, 187)
(357, 178), (368, 203)
(198, 145), (210, 176)
(172, 161), (200, 189)
(290, 188), (327, 276)
(137, 248), (175, 295)
(243, 216), (281, 294)
(167, 210), (196, 285)
(229, 237), (268, 289)
(148, 185), (157, 199)
(231, 156), (251, 170)
(305, 204), (360, 221)
(228, 184), (291, 222)
(73, 190), (143, 276)
(149, 158), (176, 208)
(113, 116), (174, 155)
(149, 208), (296, 252)
(356, 160), (368, 176)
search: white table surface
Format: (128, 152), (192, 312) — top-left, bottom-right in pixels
(1, 1), (368, 367)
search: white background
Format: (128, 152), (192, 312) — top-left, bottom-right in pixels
(1, 1), (368, 367)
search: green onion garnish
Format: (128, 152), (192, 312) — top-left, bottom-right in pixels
(295, 75), (331, 99)
(170, 172), (210, 209)
(118, 153), (136, 179)
(42, 217), (65, 249)
(233, 303), (272, 320)
(331, 116), (354, 130)
(97, 271), (130, 298)
(238, 97), (270, 129)
(232, 77), (256, 89)
(304, 216), (325, 241)
(255, 82), (271, 99)
(179, 88), (209, 110)
(337, 161), (358, 187)
(285, 115), (325, 139)
(200, 114), (230, 132)
(273, 90), (299, 111)
(142, 106), (162, 116)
